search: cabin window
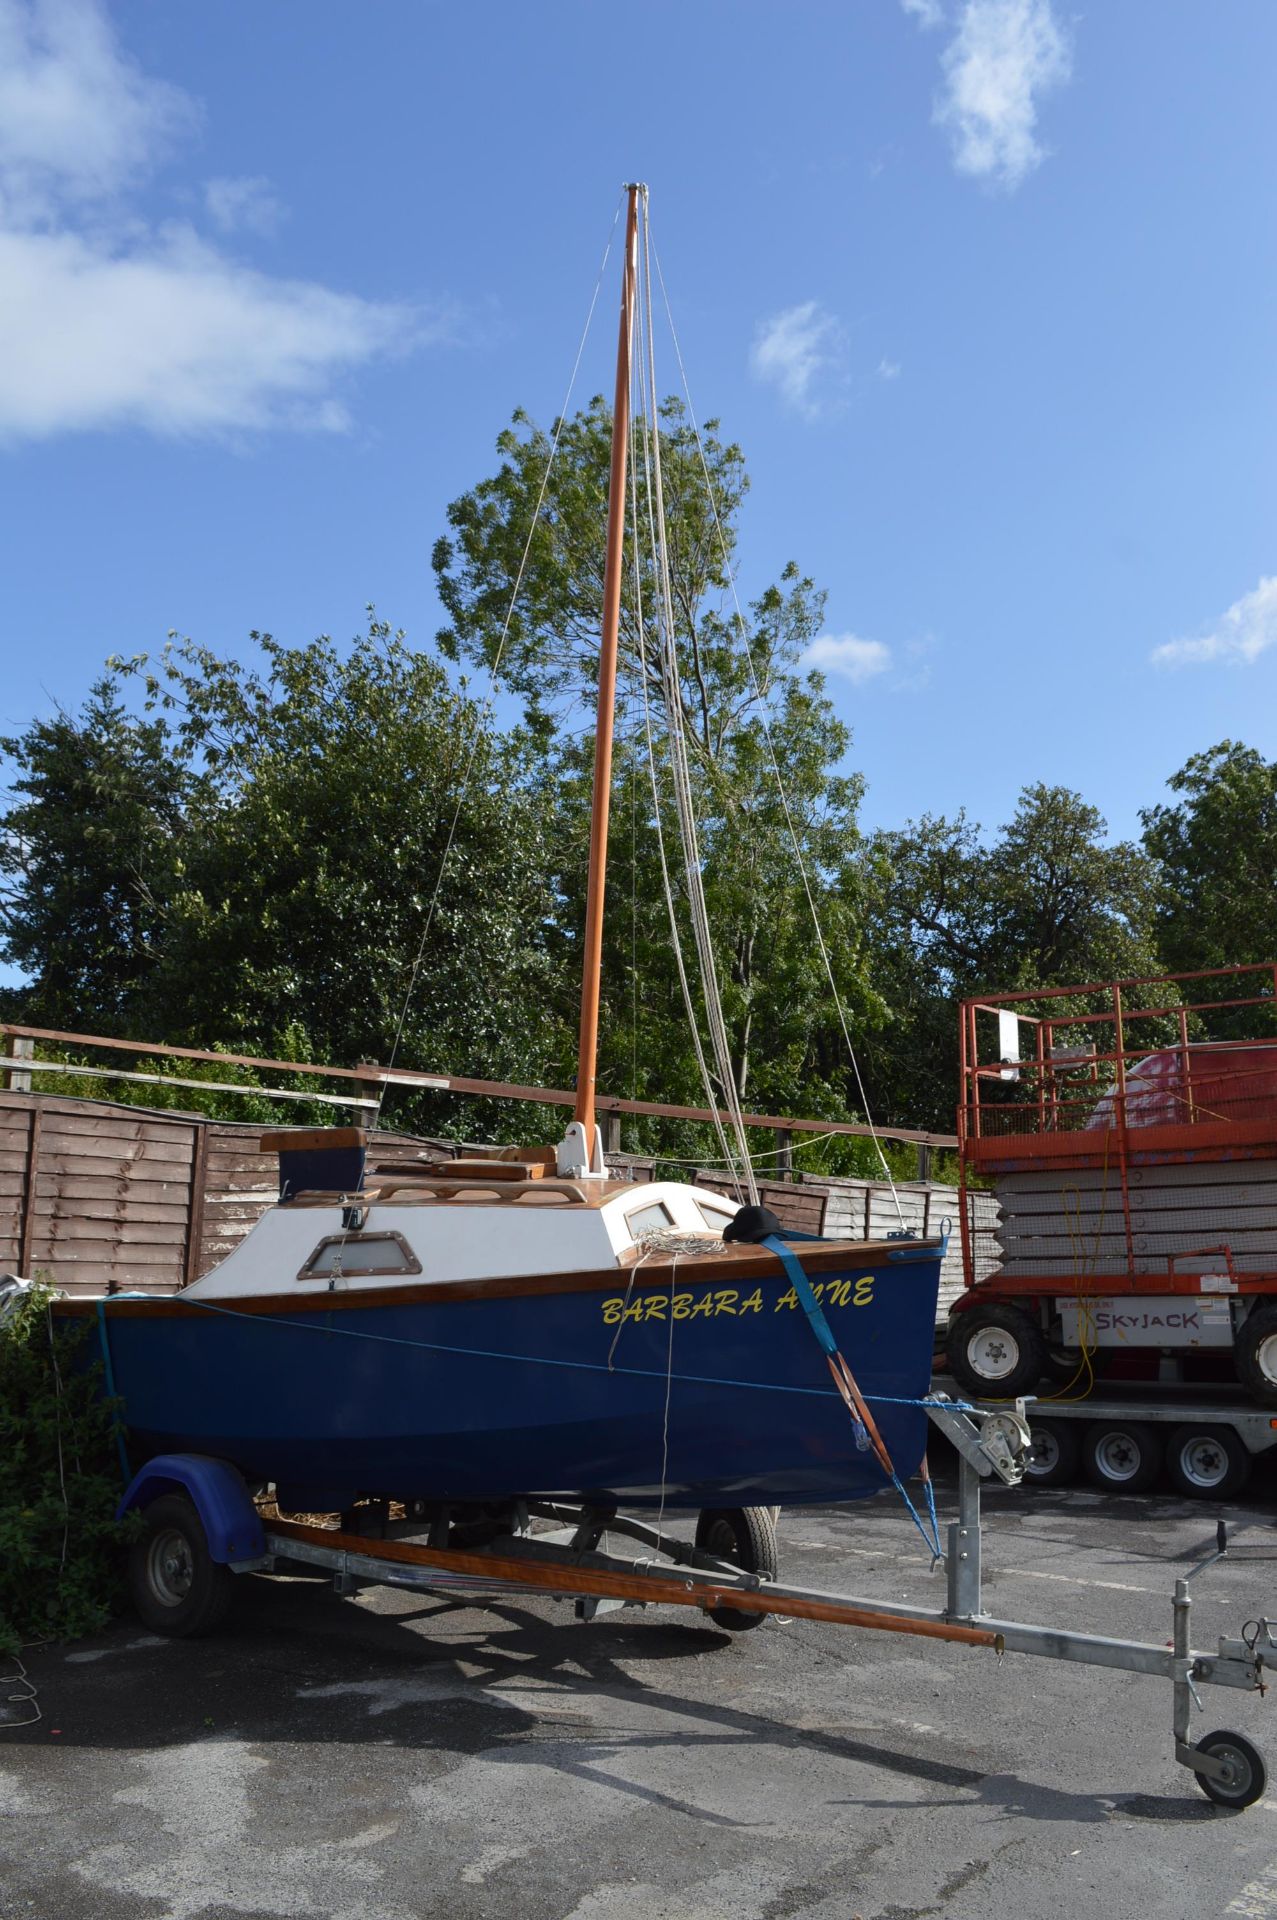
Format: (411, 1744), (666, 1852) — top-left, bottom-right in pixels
(298, 1232), (421, 1280)
(696, 1200), (735, 1232)
(625, 1200), (674, 1237)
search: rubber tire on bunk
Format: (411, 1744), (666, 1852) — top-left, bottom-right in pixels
(1193, 1730), (1267, 1810)
(694, 1506), (779, 1632)
(1081, 1420), (1163, 1494)
(1233, 1304), (1277, 1409)
(945, 1302), (1047, 1400)
(127, 1493), (234, 1638)
(1024, 1417), (1082, 1487)
(1165, 1425), (1252, 1501)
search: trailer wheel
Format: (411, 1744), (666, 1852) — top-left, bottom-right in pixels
(1025, 1417), (1082, 1487)
(1234, 1304), (1277, 1408)
(1165, 1425), (1251, 1500)
(1082, 1421), (1163, 1493)
(695, 1507), (778, 1632)
(946, 1303), (1046, 1398)
(1194, 1730), (1267, 1809)
(127, 1493), (234, 1637)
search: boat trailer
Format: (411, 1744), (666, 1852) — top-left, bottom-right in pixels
(120, 1395), (1275, 1808)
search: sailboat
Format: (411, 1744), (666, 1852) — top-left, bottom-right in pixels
(56, 187), (944, 1517)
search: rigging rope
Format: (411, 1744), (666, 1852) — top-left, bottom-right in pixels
(647, 228), (906, 1228)
(375, 192), (626, 1121)
(627, 229), (749, 1199)
(633, 191), (758, 1203)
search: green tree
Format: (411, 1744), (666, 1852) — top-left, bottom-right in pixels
(1142, 741), (1277, 975)
(864, 785), (1161, 1129)
(119, 619), (566, 1117)
(436, 398), (887, 1155)
(0, 681), (189, 1032)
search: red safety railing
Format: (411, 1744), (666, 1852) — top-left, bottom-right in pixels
(956, 963), (1277, 1296)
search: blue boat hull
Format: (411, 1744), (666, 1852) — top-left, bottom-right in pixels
(86, 1245), (942, 1511)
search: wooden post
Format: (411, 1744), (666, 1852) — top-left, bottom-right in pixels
(602, 1111), (622, 1158)
(774, 1127), (794, 1182)
(18, 1103), (41, 1274)
(915, 1141), (932, 1184)
(183, 1123), (210, 1288)
(5, 1034), (33, 1094)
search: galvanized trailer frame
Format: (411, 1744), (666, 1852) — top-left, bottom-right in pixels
(119, 1395), (1274, 1808)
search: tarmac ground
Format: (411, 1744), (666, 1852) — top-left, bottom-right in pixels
(3, 1475), (1277, 1920)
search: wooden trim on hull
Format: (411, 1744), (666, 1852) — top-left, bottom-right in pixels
(52, 1234), (945, 1319)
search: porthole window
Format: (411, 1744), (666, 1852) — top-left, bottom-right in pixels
(298, 1232), (421, 1280)
(696, 1200), (736, 1232)
(625, 1200), (674, 1237)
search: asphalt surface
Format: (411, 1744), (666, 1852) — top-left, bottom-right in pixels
(3, 1477), (1277, 1920)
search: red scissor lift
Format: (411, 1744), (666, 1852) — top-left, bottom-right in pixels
(946, 962), (1277, 1406)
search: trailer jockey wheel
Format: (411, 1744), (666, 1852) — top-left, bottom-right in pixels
(1193, 1730), (1267, 1809)
(1082, 1420), (1163, 1494)
(695, 1507), (779, 1632)
(1234, 1304), (1277, 1409)
(945, 1303), (1047, 1399)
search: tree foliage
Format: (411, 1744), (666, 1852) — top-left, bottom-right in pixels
(1142, 741), (1277, 976)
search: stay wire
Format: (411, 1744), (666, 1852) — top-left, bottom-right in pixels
(629, 231), (747, 1200)
(647, 230), (904, 1226)
(376, 192), (626, 1121)
(635, 197), (758, 1202)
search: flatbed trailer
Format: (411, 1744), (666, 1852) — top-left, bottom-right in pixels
(116, 1396), (1276, 1810)
(964, 1381), (1277, 1497)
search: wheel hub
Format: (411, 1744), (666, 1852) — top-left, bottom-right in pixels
(970, 1328), (1020, 1380)
(147, 1529), (194, 1606)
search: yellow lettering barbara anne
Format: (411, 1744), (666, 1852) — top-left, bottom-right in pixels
(853, 1275), (875, 1306)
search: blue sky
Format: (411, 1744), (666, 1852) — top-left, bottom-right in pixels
(2, 0), (1274, 858)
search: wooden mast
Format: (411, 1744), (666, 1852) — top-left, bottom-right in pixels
(573, 182), (641, 1164)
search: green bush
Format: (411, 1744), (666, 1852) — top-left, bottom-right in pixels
(0, 1285), (135, 1652)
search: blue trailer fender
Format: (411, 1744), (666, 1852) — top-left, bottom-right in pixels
(117, 1454), (266, 1565)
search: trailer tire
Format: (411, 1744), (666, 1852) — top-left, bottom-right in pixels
(1082, 1420), (1163, 1493)
(695, 1506), (778, 1632)
(1165, 1425), (1251, 1500)
(127, 1493), (234, 1637)
(946, 1303), (1046, 1398)
(1234, 1304), (1277, 1408)
(1025, 1417), (1082, 1487)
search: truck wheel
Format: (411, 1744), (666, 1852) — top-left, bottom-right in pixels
(1234, 1304), (1277, 1408)
(695, 1506), (778, 1632)
(946, 1303), (1046, 1398)
(1025, 1417), (1082, 1487)
(127, 1493), (234, 1637)
(1082, 1421), (1163, 1493)
(1165, 1425), (1251, 1500)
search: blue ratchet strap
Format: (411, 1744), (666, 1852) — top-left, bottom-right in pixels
(762, 1235), (870, 1454)
(95, 1298), (133, 1484)
(762, 1234), (944, 1564)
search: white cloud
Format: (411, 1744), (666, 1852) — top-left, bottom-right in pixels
(0, 226), (437, 440)
(0, 0), (192, 217)
(804, 633), (892, 684)
(934, 0), (1071, 190)
(876, 357), (901, 381)
(205, 175), (282, 238)
(901, 0), (945, 28)
(750, 301), (844, 418)
(1151, 577), (1277, 670)
(0, 0), (438, 443)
